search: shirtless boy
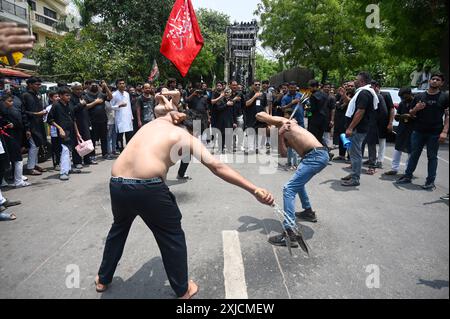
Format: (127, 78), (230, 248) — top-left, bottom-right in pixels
(256, 112), (328, 248)
(95, 111), (274, 299)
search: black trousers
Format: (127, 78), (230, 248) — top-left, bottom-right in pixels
(91, 122), (108, 157)
(98, 178), (188, 297)
(51, 136), (62, 167)
(177, 156), (190, 178)
(116, 131), (134, 151)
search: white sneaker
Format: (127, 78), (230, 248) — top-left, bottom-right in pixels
(22, 176), (28, 181)
(60, 174), (70, 181)
(14, 181), (31, 188)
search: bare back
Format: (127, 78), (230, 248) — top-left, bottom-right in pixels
(112, 117), (191, 180)
(283, 123), (323, 157)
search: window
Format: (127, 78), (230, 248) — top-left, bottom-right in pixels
(28, 0), (36, 11)
(44, 7), (57, 20)
(33, 32), (38, 42)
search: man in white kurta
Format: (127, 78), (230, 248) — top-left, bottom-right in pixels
(111, 79), (134, 146)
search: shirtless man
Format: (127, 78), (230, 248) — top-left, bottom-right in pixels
(95, 110), (274, 299)
(256, 112), (328, 247)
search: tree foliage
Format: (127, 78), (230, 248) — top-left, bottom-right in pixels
(257, 0), (448, 86)
(255, 54), (281, 81)
(33, 1), (231, 85)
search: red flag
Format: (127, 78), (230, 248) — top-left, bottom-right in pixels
(148, 59), (160, 82)
(160, 0), (204, 77)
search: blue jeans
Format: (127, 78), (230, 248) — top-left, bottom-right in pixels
(107, 124), (117, 154)
(287, 147), (299, 166)
(405, 131), (440, 184)
(349, 132), (367, 182)
(283, 149), (329, 229)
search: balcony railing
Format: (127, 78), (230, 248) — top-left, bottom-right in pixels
(35, 13), (58, 28)
(0, 0), (27, 20)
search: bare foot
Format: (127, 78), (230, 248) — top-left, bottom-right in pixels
(178, 280), (199, 299)
(95, 275), (108, 293)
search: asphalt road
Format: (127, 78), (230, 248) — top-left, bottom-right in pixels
(0, 142), (448, 299)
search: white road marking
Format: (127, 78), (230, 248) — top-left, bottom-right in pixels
(222, 231), (248, 299)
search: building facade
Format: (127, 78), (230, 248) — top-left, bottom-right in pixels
(0, 0), (68, 72)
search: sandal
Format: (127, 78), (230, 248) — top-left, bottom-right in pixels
(95, 275), (108, 293)
(366, 168), (376, 175)
(34, 166), (47, 173)
(26, 169), (42, 176)
(0, 212), (17, 221)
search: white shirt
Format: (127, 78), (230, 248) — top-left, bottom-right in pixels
(111, 90), (134, 133)
(44, 105), (58, 138)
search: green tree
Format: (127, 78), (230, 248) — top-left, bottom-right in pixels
(359, 0), (448, 86)
(255, 54), (281, 81)
(256, 0), (386, 83)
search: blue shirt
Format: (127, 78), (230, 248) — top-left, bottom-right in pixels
(281, 93), (305, 128)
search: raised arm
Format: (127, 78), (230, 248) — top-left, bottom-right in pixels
(256, 112), (289, 128)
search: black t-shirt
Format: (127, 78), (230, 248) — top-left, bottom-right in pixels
(352, 90), (375, 134)
(84, 92), (108, 123)
(412, 91), (449, 134)
(244, 91), (267, 128)
(47, 101), (75, 145)
(188, 95), (208, 113)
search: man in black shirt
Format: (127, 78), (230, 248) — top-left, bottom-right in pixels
(47, 88), (82, 181)
(85, 81), (113, 160)
(135, 83), (156, 128)
(397, 73), (449, 189)
(70, 83), (92, 167)
(307, 80), (333, 158)
(341, 72), (377, 187)
(245, 80), (268, 154)
(384, 88), (415, 176)
(22, 77), (47, 175)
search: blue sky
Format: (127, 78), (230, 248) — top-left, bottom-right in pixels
(193, 0), (261, 23)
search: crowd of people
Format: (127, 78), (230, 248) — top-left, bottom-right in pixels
(0, 70), (448, 222)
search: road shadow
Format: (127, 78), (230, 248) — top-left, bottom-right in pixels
(166, 179), (189, 187)
(237, 216), (314, 240)
(100, 257), (175, 299)
(320, 179), (361, 192)
(423, 199), (449, 207)
(42, 174), (61, 180)
(417, 279), (449, 290)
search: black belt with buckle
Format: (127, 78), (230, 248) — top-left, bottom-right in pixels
(304, 147), (328, 157)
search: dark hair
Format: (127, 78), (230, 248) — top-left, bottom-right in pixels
(357, 71), (372, 85)
(398, 87), (412, 97)
(322, 82), (332, 87)
(48, 91), (59, 99)
(167, 78), (177, 86)
(288, 81), (297, 87)
(262, 80), (270, 85)
(116, 79), (125, 86)
(26, 77), (42, 85)
(308, 79), (320, 88)
(1, 92), (13, 101)
(370, 80), (380, 88)
(431, 72), (445, 81)
(58, 87), (71, 96)
(253, 79), (261, 84)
